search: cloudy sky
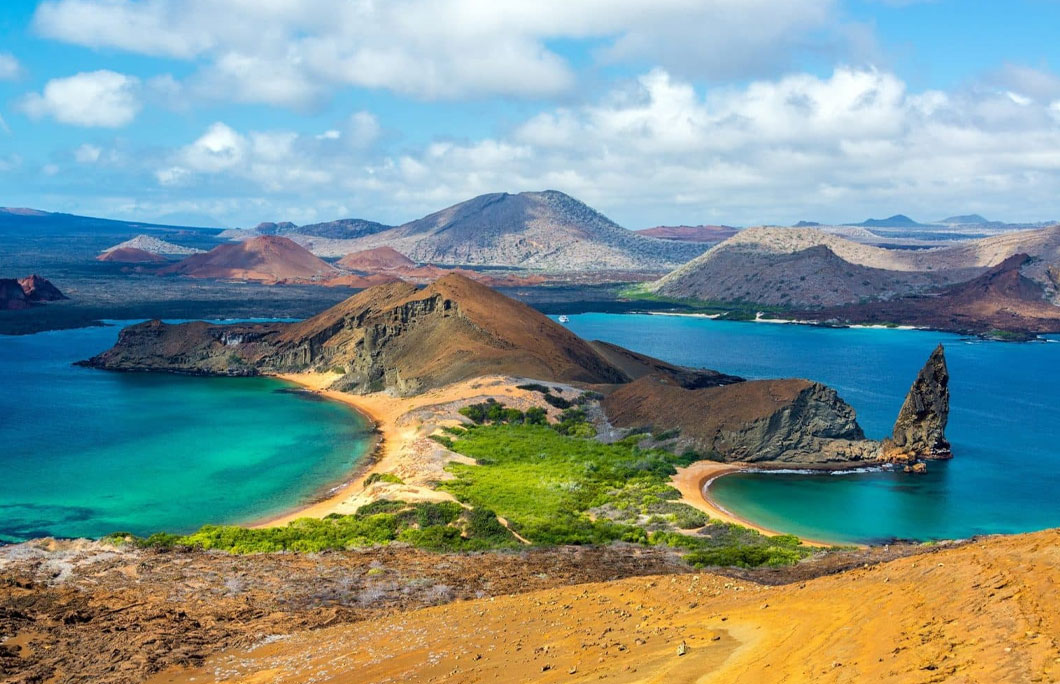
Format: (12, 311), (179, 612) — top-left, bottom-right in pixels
(2, 0), (1060, 228)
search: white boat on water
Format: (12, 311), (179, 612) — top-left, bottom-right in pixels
(557, 315), (570, 324)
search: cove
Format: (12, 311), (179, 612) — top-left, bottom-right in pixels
(561, 313), (1060, 544)
(0, 322), (373, 543)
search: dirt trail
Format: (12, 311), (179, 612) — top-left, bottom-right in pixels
(153, 528), (1060, 683)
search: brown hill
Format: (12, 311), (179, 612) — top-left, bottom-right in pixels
(336, 246), (415, 271)
(802, 254), (1060, 335)
(85, 273), (727, 395)
(97, 247), (167, 263)
(636, 224), (739, 243)
(17, 275), (66, 302)
(159, 236), (336, 283)
(309, 191), (708, 270)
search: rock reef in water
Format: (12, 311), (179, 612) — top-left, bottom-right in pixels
(882, 344), (951, 464)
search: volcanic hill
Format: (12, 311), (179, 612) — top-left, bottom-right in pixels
(647, 225), (1060, 310)
(288, 191), (708, 270)
(336, 246), (416, 271)
(85, 274), (736, 395)
(801, 253), (1060, 335)
(634, 224), (739, 243)
(159, 236), (337, 283)
(101, 234), (202, 256)
(96, 247), (167, 263)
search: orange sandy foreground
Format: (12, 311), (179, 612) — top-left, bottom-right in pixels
(152, 528), (1060, 683)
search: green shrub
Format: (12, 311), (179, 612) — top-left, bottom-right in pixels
(517, 383), (552, 394)
(525, 407), (547, 425)
(542, 393), (572, 409)
(364, 472), (405, 486)
(429, 434), (455, 449)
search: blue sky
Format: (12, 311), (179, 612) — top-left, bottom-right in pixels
(2, 0), (1060, 228)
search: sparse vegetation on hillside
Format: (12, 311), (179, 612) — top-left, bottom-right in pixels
(441, 421), (812, 567)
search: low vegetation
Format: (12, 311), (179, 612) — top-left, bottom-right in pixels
(618, 285), (787, 321)
(440, 411), (812, 568)
(105, 500), (518, 554)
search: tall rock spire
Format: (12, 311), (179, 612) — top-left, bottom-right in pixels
(883, 345), (951, 465)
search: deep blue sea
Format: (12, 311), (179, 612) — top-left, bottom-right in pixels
(561, 313), (1060, 544)
(0, 322), (372, 543)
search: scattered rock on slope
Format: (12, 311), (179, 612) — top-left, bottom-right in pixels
(100, 234), (202, 256)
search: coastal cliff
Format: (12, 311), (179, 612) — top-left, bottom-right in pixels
(602, 345), (951, 467)
(603, 374), (879, 464)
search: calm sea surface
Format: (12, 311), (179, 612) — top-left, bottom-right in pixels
(561, 313), (1060, 544)
(0, 322), (372, 542)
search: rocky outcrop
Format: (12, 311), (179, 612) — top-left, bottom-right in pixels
(1, 275), (65, 309)
(603, 374), (881, 464)
(17, 275), (66, 302)
(0, 279), (29, 310)
(881, 345), (951, 464)
(602, 346), (952, 467)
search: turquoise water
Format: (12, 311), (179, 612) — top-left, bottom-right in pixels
(561, 313), (1060, 544)
(0, 323), (372, 543)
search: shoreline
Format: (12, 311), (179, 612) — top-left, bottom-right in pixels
(255, 373), (857, 549)
(247, 374), (385, 528)
(672, 462), (844, 548)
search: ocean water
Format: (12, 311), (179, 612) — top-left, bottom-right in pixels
(561, 313), (1060, 544)
(0, 323), (372, 543)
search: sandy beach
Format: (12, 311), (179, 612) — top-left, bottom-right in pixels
(672, 462), (834, 547)
(253, 373), (575, 528)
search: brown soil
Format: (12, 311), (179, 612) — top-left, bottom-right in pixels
(147, 529), (1060, 684)
(0, 536), (941, 684)
(159, 236), (336, 283)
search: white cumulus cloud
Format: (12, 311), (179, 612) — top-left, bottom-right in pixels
(0, 53), (21, 80)
(33, 0), (853, 104)
(19, 70), (141, 127)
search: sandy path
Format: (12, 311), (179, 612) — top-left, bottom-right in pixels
(152, 528), (1060, 683)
